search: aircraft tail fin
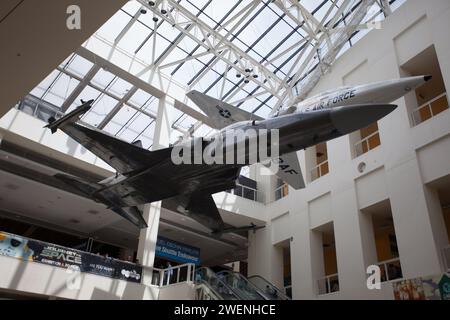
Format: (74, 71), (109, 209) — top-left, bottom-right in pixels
(187, 90), (263, 129)
(266, 152), (305, 190)
(45, 100), (93, 133)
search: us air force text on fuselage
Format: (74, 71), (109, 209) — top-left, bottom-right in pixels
(174, 304), (277, 318)
(306, 89), (357, 111)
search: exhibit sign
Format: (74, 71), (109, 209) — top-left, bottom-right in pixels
(155, 236), (200, 265)
(0, 231), (142, 283)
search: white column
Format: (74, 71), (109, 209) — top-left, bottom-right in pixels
(290, 213), (316, 299)
(386, 161), (447, 277)
(327, 135), (371, 298)
(137, 95), (172, 285)
(247, 223), (284, 289)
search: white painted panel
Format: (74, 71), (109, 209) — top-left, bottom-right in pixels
(355, 167), (388, 210)
(308, 192), (332, 230)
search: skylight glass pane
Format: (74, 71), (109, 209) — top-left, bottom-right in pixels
(42, 73), (80, 107)
(65, 55), (94, 78)
(30, 70), (60, 98)
(107, 78), (133, 98)
(91, 68), (116, 88)
(96, 10), (133, 43)
(129, 89), (153, 107)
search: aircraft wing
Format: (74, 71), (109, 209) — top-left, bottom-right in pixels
(185, 193), (225, 233)
(267, 152), (305, 190)
(187, 90), (264, 129)
(46, 102), (171, 174)
(53, 173), (148, 228)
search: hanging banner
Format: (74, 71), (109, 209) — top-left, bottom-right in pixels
(0, 231), (142, 283)
(155, 236), (200, 265)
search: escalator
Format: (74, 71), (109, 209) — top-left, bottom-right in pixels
(247, 275), (291, 300)
(215, 270), (267, 300)
(194, 267), (288, 300)
(194, 267), (240, 300)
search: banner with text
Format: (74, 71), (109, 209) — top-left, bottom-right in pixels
(0, 231), (142, 283)
(156, 236), (200, 265)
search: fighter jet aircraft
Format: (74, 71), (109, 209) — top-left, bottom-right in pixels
(45, 75), (430, 235)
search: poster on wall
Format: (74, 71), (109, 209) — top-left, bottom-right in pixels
(155, 236), (200, 265)
(0, 231), (142, 283)
(392, 277), (425, 300)
(393, 273), (450, 300)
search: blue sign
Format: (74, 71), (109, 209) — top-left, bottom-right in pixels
(155, 236), (200, 265)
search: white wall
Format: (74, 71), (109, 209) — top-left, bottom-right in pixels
(0, 255), (196, 300)
(1, 0), (450, 301)
(248, 0), (450, 300)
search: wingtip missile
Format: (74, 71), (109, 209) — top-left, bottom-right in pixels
(44, 99), (94, 133)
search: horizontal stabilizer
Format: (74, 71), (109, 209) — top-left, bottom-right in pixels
(54, 173), (147, 228)
(45, 100), (93, 133)
(110, 206), (148, 229)
(54, 173), (101, 196)
(212, 223), (265, 236)
(187, 90), (263, 129)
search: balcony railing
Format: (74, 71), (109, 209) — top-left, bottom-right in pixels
(310, 160), (329, 182)
(317, 273), (339, 295)
(377, 257), (403, 282)
(149, 263), (196, 287)
(227, 183), (262, 202)
(442, 245), (450, 272)
(16, 94), (64, 123)
(284, 285), (292, 298)
(274, 183), (289, 201)
(411, 92), (448, 126)
(354, 131), (380, 157)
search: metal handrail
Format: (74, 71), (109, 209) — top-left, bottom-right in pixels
(194, 267), (239, 300)
(284, 285), (292, 297)
(317, 273), (339, 295)
(217, 270), (267, 300)
(148, 263), (196, 287)
(228, 183), (261, 202)
(247, 274), (291, 300)
(411, 92), (448, 126)
(274, 183), (289, 201)
(442, 245), (450, 272)
(354, 130), (380, 157)
(376, 257), (402, 282)
(310, 159), (329, 181)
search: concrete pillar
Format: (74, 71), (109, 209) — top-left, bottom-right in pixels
(358, 212), (378, 268)
(247, 222), (284, 289)
(137, 96), (172, 285)
(386, 159), (445, 278)
(332, 188), (372, 298)
(290, 213), (316, 299)
(309, 229), (325, 295)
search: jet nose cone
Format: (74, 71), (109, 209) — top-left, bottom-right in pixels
(331, 104), (397, 134)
